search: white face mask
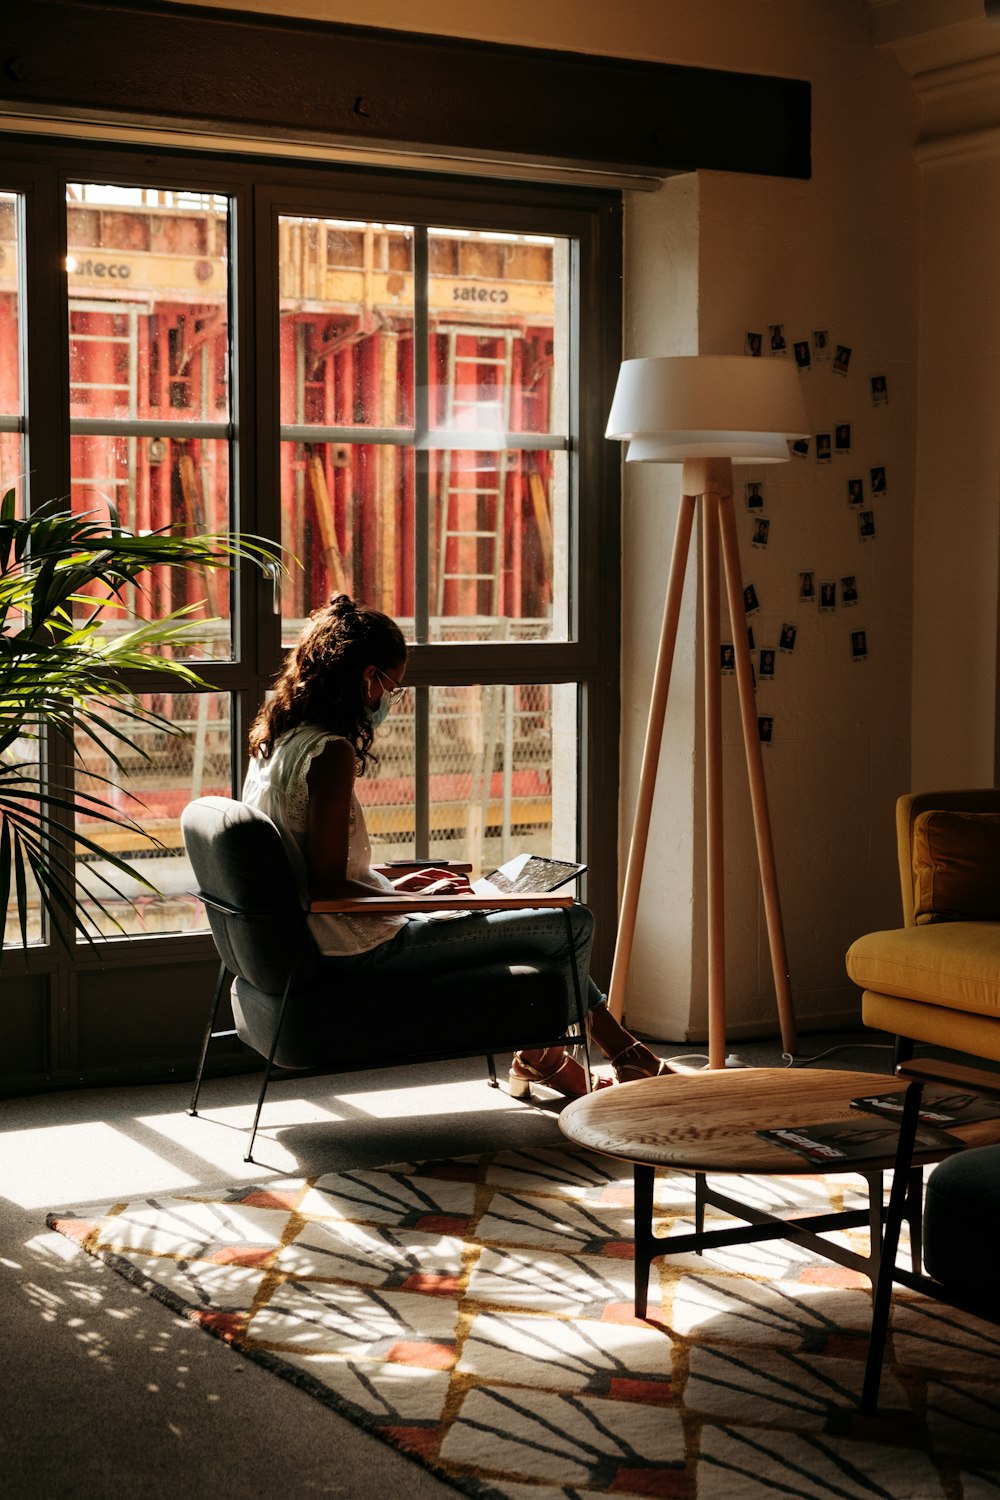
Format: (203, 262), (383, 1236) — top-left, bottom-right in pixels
(368, 692), (391, 730)
(367, 667), (398, 729)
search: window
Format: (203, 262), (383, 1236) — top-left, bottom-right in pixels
(275, 211), (578, 876)
(65, 182), (237, 938)
(0, 143), (620, 1089)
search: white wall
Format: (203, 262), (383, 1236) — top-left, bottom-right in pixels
(872, 1), (1000, 795)
(911, 149), (1000, 790)
(615, 5), (921, 1041)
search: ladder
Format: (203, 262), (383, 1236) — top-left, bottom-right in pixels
(435, 327), (516, 618)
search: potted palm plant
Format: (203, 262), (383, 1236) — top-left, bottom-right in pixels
(0, 489), (280, 951)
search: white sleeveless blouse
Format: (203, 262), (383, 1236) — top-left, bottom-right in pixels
(241, 723), (405, 956)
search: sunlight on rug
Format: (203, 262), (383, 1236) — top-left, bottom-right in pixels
(47, 1145), (1000, 1499)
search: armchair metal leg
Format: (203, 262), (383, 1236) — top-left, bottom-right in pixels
(486, 1053), (498, 1087)
(245, 992), (289, 1164)
(564, 906), (594, 1090)
(189, 961), (230, 1117)
(245, 922), (308, 1163)
(893, 1035), (915, 1069)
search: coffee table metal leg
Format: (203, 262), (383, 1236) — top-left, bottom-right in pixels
(695, 1171), (706, 1249)
(633, 1163), (656, 1319)
(864, 1170), (883, 1273)
(906, 1167), (923, 1272)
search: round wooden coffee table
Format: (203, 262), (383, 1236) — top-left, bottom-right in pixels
(559, 1067), (959, 1318)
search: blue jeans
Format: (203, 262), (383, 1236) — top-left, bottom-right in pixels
(317, 903), (602, 1023)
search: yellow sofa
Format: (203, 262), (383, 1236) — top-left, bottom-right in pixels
(846, 789), (1000, 1063)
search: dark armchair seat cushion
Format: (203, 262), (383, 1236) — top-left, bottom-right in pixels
(924, 1144), (1000, 1310)
(232, 960), (570, 1071)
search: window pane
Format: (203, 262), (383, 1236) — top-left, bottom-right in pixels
(279, 439), (567, 635)
(431, 447), (567, 635)
(279, 216), (414, 430)
(0, 190), (34, 945)
(2, 869), (43, 948)
(66, 184), (233, 659)
(74, 690), (232, 940)
(278, 219), (571, 644)
(1, 754), (45, 948)
(355, 681), (578, 877)
(70, 434), (232, 660)
(428, 232), (567, 437)
(427, 229), (570, 643)
(68, 297), (229, 424)
(280, 439), (412, 629)
(0, 190), (23, 496)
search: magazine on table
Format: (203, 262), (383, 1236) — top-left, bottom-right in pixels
(850, 1087), (1000, 1128)
(756, 1118), (957, 1166)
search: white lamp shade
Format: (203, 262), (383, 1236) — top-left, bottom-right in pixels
(625, 432), (794, 463)
(606, 355), (808, 464)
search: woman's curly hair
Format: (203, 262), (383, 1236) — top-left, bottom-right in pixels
(248, 594), (406, 774)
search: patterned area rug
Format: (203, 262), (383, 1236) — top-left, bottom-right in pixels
(48, 1145), (1000, 1499)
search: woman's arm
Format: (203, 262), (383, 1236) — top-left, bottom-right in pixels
(305, 737), (379, 900)
(306, 739), (470, 897)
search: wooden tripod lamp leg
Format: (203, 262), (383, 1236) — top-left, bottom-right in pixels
(717, 491), (798, 1057)
(701, 494), (726, 1069)
(607, 491), (697, 1021)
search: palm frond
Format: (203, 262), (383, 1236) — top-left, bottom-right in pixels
(0, 491), (284, 955)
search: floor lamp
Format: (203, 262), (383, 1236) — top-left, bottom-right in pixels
(605, 355), (808, 1068)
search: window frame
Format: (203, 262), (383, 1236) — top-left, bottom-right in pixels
(0, 136), (621, 1089)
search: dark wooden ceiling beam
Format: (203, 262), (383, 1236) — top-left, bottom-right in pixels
(0, 0), (811, 179)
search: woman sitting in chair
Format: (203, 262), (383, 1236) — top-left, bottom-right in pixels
(242, 593), (671, 1098)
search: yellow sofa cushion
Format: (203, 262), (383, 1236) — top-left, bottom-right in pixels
(912, 809), (1000, 924)
(847, 922), (1000, 1017)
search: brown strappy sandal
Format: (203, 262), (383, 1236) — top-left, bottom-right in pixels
(611, 1042), (674, 1085)
(509, 1047), (611, 1101)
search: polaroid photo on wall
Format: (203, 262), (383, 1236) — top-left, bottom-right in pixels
(841, 575), (859, 606)
(745, 481), (765, 510)
(758, 715), (774, 746)
(759, 648), (776, 680)
(798, 570), (816, 604)
(851, 629), (869, 662)
(743, 583), (761, 616)
(858, 510), (876, 541)
(813, 330), (830, 361)
(779, 622), (798, 653)
(720, 643), (735, 675)
(751, 517), (770, 549)
(870, 465), (887, 496)
(871, 374), (889, 406)
(791, 437), (810, 460)
(747, 625), (756, 652)
(835, 422), (852, 456)
(769, 324), (787, 354)
(745, 331), (763, 357)
(794, 340), (811, 371)
(816, 433), (832, 464)
(847, 478), (864, 508)
(820, 580), (837, 612)
(833, 343), (853, 376)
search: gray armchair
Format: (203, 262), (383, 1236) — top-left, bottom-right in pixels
(181, 797), (591, 1159)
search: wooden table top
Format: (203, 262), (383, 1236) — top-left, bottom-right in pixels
(558, 1067), (979, 1175)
